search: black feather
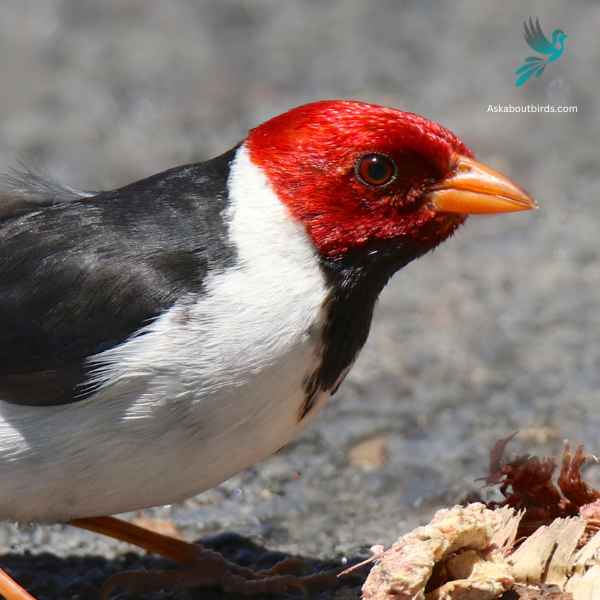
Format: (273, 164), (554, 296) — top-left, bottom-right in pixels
(0, 148), (237, 405)
(0, 164), (92, 221)
(302, 238), (432, 417)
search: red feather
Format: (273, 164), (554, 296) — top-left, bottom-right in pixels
(247, 100), (472, 258)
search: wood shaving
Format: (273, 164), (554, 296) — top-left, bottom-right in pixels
(362, 503), (518, 599)
(361, 442), (600, 600)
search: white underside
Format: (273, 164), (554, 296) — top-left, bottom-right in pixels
(0, 145), (330, 522)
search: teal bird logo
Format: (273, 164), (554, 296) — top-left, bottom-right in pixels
(515, 18), (567, 87)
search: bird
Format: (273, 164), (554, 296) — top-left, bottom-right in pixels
(0, 99), (536, 599)
(515, 17), (567, 87)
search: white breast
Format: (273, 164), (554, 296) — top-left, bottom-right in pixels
(0, 145), (329, 522)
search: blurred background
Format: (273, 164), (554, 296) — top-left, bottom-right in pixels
(1, 1), (599, 598)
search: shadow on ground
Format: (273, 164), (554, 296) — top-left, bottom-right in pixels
(2, 533), (366, 600)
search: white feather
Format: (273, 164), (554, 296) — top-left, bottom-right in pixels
(0, 145), (329, 521)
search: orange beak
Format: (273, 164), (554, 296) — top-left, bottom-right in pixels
(424, 155), (537, 214)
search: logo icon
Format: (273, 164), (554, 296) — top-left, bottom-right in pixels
(515, 18), (567, 87)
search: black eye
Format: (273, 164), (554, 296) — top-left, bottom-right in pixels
(355, 153), (397, 187)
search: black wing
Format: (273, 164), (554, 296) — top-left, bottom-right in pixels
(0, 149), (237, 405)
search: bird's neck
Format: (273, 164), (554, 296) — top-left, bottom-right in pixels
(304, 238), (432, 398)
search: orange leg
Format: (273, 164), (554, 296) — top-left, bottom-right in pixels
(0, 568), (38, 600)
(71, 516), (203, 564)
(71, 516), (342, 598)
(73, 516), (308, 575)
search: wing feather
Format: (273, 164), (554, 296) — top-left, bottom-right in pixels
(0, 165), (94, 220)
(0, 149), (237, 405)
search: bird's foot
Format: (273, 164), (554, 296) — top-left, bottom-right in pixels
(72, 516), (354, 598)
(101, 547), (341, 598)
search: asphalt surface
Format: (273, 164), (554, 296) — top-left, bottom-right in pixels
(1, 1), (599, 598)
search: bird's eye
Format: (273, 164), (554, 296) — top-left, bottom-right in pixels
(355, 153), (397, 187)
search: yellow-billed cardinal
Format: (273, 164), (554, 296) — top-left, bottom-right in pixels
(0, 100), (535, 599)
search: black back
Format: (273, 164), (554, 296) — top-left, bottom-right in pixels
(0, 149), (236, 404)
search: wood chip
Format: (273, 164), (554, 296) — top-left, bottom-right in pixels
(348, 434), (390, 471)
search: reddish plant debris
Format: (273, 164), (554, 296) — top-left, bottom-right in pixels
(485, 437), (600, 537)
(360, 440), (600, 600)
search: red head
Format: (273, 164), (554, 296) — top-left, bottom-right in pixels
(246, 100), (535, 261)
